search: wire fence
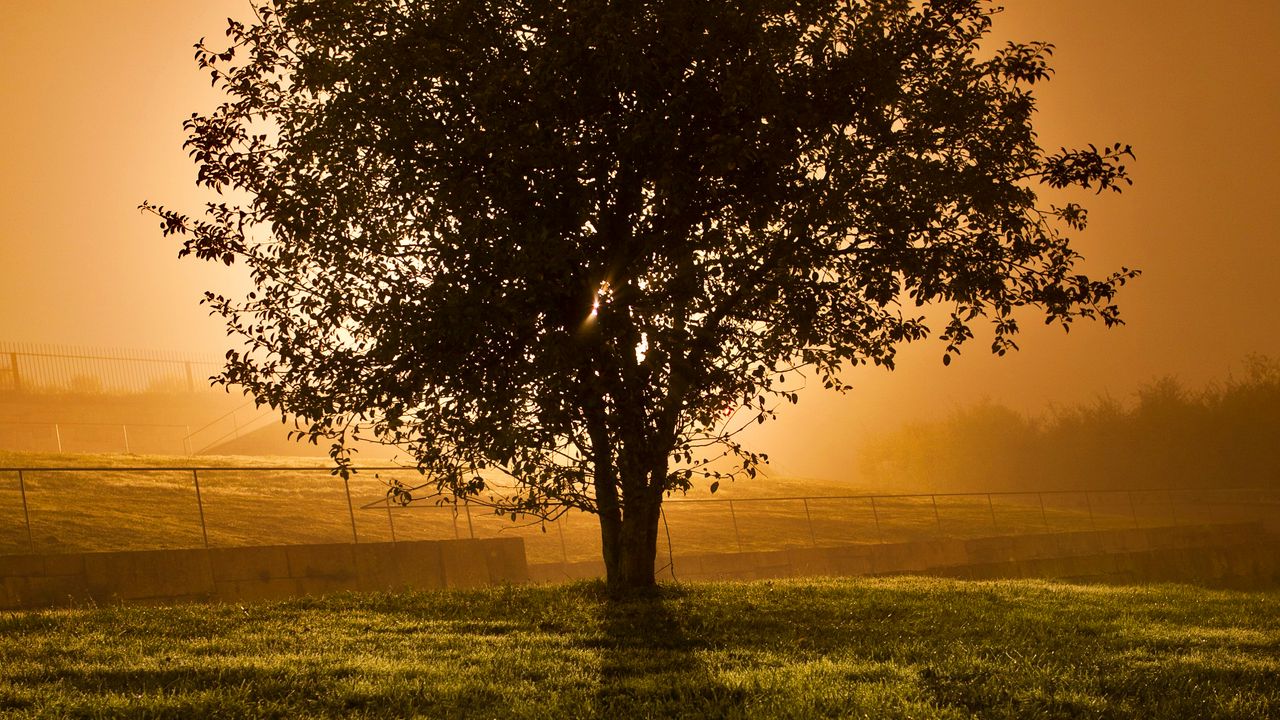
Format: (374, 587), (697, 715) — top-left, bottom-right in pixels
(0, 342), (223, 395)
(2, 466), (1276, 566)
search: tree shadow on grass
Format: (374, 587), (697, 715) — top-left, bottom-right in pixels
(592, 584), (748, 719)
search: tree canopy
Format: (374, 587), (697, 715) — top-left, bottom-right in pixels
(146, 0), (1136, 592)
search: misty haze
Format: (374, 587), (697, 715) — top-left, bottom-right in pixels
(1, 1), (1277, 718)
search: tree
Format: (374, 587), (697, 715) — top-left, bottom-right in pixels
(145, 0), (1137, 594)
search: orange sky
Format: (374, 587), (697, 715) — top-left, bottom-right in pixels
(2, 1), (1278, 479)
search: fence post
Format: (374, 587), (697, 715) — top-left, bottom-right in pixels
(54, 424), (63, 454)
(661, 507), (677, 580)
(557, 516), (569, 563)
(728, 500), (743, 552)
(386, 501), (397, 544)
(803, 498), (817, 547)
(343, 476), (358, 544)
(184, 361), (195, 393)
(870, 497), (883, 544)
(122, 425), (131, 454)
(9, 352), (20, 391)
(191, 469), (209, 549)
(464, 500), (475, 539)
(1084, 492), (1096, 531)
(987, 493), (997, 531)
(18, 470), (34, 552)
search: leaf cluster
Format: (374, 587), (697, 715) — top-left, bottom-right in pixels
(144, 0), (1136, 517)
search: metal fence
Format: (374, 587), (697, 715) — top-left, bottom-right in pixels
(2, 466), (1275, 566)
(0, 342), (223, 395)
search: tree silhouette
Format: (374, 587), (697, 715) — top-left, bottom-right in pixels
(145, 0), (1136, 593)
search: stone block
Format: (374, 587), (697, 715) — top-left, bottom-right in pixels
(41, 553), (86, 577)
(828, 549), (873, 577)
(439, 539), (492, 588)
(1108, 528), (1151, 553)
(525, 563), (559, 584)
(919, 565), (965, 579)
(527, 561), (600, 584)
(83, 548), (214, 602)
(787, 547), (836, 577)
(1053, 531), (1106, 557)
(0, 554), (44, 577)
(692, 551), (755, 579)
(1062, 553), (1121, 580)
(296, 575), (359, 597)
(285, 544), (357, 580)
(724, 550), (788, 580)
(868, 543), (920, 574)
(393, 541), (446, 590)
(563, 559), (605, 581)
(0, 576), (24, 609)
(22, 575), (93, 608)
(217, 577), (300, 603)
(1147, 525), (1207, 550)
(352, 542), (405, 592)
(670, 553), (705, 578)
(209, 546), (290, 582)
(485, 537), (530, 584)
(963, 560), (1020, 580)
(1005, 533), (1064, 561)
(1223, 547), (1260, 578)
(964, 537), (1019, 565)
(871, 540), (964, 574)
(80, 551), (138, 602)
(1110, 552), (1139, 576)
(1016, 557), (1052, 578)
(927, 538), (973, 568)
(1143, 547), (1200, 581)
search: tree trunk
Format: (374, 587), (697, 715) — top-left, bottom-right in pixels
(598, 503), (623, 586)
(602, 492), (661, 594)
(582, 371), (669, 595)
(597, 444), (666, 595)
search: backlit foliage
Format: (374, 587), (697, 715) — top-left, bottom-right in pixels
(144, 0), (1136, 588)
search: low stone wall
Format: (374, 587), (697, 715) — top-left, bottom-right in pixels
(0, 538), (527, 611)
(529, 523), (1280, 589)
(5, 523), (1273, 610)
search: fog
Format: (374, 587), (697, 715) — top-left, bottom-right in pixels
(2, 1), (1278, 481)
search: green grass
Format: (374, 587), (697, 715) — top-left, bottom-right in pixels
(2, 450), (1261, 565)
(1, 577), (1277, 718)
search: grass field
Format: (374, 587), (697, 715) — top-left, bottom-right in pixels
(0, 450), (1225, 566)
(1, 577), (1277, 718)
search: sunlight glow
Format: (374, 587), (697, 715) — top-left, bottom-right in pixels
(587, 280), (612, 322)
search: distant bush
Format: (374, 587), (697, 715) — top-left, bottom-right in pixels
(859, 356), (1280, 492)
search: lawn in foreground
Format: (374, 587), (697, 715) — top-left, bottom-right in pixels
(1, 577), (1278, 719)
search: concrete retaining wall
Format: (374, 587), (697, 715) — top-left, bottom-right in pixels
(529, 523), (1280, 589)
(5, 523), (1273, 610)
(0, 537), (527, 610)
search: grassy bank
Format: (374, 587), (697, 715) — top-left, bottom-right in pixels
(2, 577), (1278, 718)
